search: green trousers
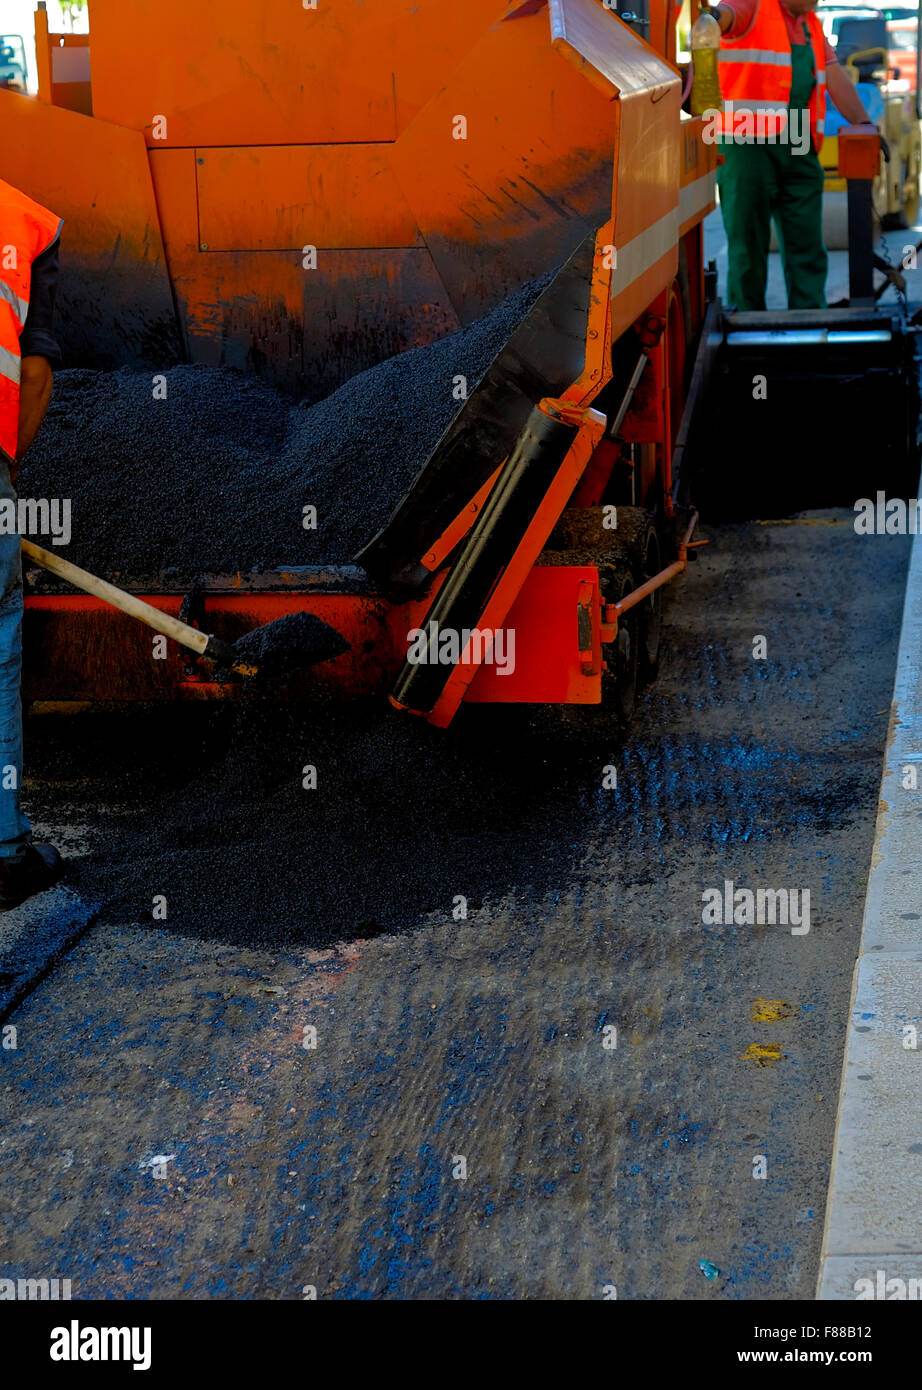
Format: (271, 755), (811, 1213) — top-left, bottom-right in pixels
(717, 40), (827, 311)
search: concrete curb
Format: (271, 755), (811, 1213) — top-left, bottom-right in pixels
(818, 527), (922, 1299)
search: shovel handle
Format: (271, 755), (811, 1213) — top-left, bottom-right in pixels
(20, 538), (233, 663)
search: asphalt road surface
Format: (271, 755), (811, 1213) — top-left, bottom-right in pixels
(0, 511), (909, 1299)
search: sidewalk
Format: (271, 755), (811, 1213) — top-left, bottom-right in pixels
(702, 206), (922, 309)
(819, 527), (922, 1299)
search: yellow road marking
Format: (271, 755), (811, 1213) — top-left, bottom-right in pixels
(742, 1043), (784, 1066)
(751, 998), (795, 1022)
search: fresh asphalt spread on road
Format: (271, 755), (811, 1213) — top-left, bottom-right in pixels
(0, 511), (909, 1298)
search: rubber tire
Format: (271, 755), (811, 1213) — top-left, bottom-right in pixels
(879, 163), (919, 231)
(897, 160), (920, 229)
(637, 523), (663, 687)
(602, 565), (640, 735)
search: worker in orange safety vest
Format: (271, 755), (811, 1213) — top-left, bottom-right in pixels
(0, 177), (66, 905)
(708, 0), (877, 309)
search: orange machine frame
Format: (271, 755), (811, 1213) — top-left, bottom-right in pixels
(16, 0), (717, 724)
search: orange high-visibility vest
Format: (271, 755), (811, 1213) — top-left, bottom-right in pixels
(718, 0), (827, 150)
(0, 179), (61, 464)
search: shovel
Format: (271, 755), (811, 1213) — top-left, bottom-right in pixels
(20, 540), (348, 678)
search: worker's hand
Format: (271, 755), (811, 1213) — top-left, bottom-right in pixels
(710, 2), (734, 32)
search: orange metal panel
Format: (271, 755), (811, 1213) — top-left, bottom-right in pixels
(23, 563), (603, 707)
(34, 5), (52, 102)
(679, 117), (719, 187)
(147, 148), (199, 261)
(23, 592), (398, 702)
(40, 0), (706, 406)
(89, 0), (397, 145)
(195, 146), (420, 252)
(610, 249), (678, 348)
(551, 0), (669, 98)
(34, 6), (51, 102)
(88, 0), (519, 148)
(390, 0), (526, 134)
(427, 401), (607, 726)
(0, 91), (180, 368)
(606, 89), (681, 341)
(559, 219), (615, 408)
(388, 3), (617, 324)
(466, 565), (602, 703)
(150, 148), (460, 394)
(678, 119), (719, 235)
(838, 125), (881, 180)
(611, 75), (680, 255)
(551, 0), (683, 343)
(389, 0), (685, 328)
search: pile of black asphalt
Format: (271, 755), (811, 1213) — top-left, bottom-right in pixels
(22, 276), (552, 578)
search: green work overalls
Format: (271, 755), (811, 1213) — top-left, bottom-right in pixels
(717, 28), (828, 310)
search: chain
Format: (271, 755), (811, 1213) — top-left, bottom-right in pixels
(873, 215), (910, 314)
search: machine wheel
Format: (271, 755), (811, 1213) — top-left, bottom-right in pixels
(601, 565), (640, 733)
(541, 507), (660, 735)
(596, 505), (664, 688)
(880, 145), (921, 230)
(637, 521), (663, 687)
(898, 158), (920, 229)
(873, 167), (890, 227)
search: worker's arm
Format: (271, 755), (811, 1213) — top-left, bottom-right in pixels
(825, 59), (875, 126)
(12, 237), (61, 477)
(16, 355), (53, 466)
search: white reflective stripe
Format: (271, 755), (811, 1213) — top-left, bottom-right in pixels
(611, 204), (679, 300)
(679, 169), (717, 225)
(719, 49), (792, 66)
(0, 344), (21, 384)
(0, 279), (28, 327)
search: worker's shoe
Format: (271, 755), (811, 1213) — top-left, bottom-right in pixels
(0, 843), (64, 909)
